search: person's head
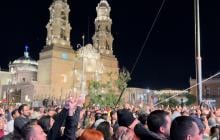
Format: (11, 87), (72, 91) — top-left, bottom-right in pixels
(170, 116), (203, 140)
(138, 113), (148, 126)
(39, 107), (45, 114)
(23, 123), (47, 140)
(47, 108), (56, 117)
(38, 115), (54, 134)
(196, 109), (201, 117)
(95, 112), (103, 121)
(96, 121), (111, 140)
(110, 110), (117, 121)
(102, 113), (108, 121)
(210, 126), (220, 138)
(79, 129), (104, 140)
(117, 109), (135, 127)
(12, 109), (20, 119)
(18, 104), (30, 118)
(147, 110), (171, 137)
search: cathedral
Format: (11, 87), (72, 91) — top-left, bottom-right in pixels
(0, 0), (119, 103)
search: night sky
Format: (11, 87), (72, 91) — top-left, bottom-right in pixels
(0, 0), (219, 90)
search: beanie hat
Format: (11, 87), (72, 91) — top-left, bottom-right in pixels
(117, 109), (135, 127)
(208, 118), (216, 127)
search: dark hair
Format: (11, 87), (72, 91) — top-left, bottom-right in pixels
(96, 121), (111, 140)
(12, 109), (18, 117)
(138, 113), (148, 125)
(147, 110), (169, 133)
(110, 110), (116, 117)
(95, 113), (103, 121)
(18, 104), (28, 114)
(38, 115), (52, 134)
(21, 119), (38, 139)
(22, 124), (34, 140)
(170, 116), (198, 140)
(210, 126), (220, 138)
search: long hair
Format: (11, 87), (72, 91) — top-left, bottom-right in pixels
(96, 121), (111, 140)
(79, 129), (104, 140)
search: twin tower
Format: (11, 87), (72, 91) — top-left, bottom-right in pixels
(37, 0), (119, 99)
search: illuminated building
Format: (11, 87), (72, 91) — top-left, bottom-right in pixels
(0, 0), (119, 103)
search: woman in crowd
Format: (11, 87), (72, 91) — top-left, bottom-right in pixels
(79, 129), (104, 140)
(96, 121), (112, 140)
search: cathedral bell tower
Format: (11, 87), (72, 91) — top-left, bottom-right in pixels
(37, 0), (75, 99)
(46, 0), (71, 49)
(92, 0), (119, 83)
(92, 0), (114, 55)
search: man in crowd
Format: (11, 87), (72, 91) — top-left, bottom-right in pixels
(23, 123), (47, 140)
(147, 110), (171, 139)
(134, 110), (171, 140)
(14, 104), (31, 139)
(117, 108), (140, 140)
(170, 116), (203, 140)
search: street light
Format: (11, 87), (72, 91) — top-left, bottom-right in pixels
(76, 35), (86, 96)
(194, 0), (203, 104)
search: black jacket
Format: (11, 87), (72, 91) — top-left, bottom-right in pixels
(47, 108), (68, 140)
(63, 106), (81, 140)
(134, 123), (168, 140)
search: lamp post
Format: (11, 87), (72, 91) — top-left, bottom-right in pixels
(81, 35), (85, 96)
(194, 0), (203, 105)
(76, 35), (86, 96)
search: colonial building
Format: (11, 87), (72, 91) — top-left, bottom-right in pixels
(0, 0), (119, 103)
(123, 88), (188, 106)
(0, 70), (12, 99)
(190, 77), (220, 107)
(1, 47), (39, 103)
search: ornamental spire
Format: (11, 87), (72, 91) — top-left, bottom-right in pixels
(24, 45), (29, 58)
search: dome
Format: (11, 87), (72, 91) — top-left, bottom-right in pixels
(12, 57), (38, 66)
(9, 46), (38, 72)
(98, 0), (110, 9)
(12, 53), (38, 66)
(53, 0), (67, 3)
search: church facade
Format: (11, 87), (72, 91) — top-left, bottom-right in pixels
(0, 0), (119, 103)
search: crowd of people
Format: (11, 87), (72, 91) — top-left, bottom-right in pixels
(0, 96), (219, 140)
